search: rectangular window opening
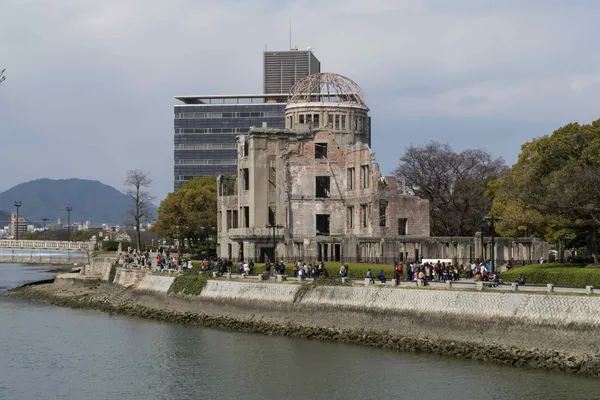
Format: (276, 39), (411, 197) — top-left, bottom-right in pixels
(226, 210), (232, 230)
(347, 206), (354, 229)
(361, 204), (368, 228)
(347, 168), (355, 190)
(268, 206), (276, 226)
(315, 176), (330, 198)
(243, 207), (250, 228)
(379, 200), (388, 227)
(361, 165), (370, 188)
(316, 214), (330, 236)
(299, 114), (305, 124)
(335, 115), (340, 130)
(243, 168), (249, 191)
(341, 115), (346, 130)
(232, 210), (238, 229)
(398, 218), (407, 235)
(315, 142), (328, 159)
(313, 114), (320, 127)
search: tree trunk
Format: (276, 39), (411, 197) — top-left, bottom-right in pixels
(589, 229), (598, 264)
(558, 238), (565, 264)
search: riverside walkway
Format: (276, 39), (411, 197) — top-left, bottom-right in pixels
(135, 265), (598, 296)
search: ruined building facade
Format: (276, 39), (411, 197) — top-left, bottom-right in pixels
(216, 73), (548, 264)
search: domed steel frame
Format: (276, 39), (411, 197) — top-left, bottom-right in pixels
(287, 72), (367, 108)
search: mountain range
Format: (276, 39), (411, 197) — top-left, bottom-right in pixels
(0, 178), (156, 225)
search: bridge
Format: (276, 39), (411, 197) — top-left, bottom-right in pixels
(0, 239), (97, 264)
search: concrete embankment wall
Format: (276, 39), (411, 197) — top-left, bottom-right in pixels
(200, 280), (299, 304)
(195, 281), (600, 327)
(85, 259), (113, 278)
(137, 275), (174, 294)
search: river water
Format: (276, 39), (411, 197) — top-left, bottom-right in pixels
(1, 264), (598, 400)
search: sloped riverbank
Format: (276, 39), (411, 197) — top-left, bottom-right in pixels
(9, 277), (600, 377)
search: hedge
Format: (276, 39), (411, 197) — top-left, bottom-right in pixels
(500, 263), (600, 287)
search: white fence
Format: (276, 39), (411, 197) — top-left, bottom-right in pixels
(0, 240), (95, 251)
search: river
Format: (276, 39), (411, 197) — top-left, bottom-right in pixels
(0, 263), (598, 400)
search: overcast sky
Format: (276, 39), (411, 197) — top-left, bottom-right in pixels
(1, 0), (599, 201)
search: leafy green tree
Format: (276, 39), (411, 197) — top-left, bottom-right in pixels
(23, 232), (36, 240)
(491, 120), (600, 262)
(152, 176), (217, 250)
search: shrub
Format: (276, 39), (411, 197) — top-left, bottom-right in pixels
(169, 267), (210, 295)
(108, 264), (117, 283)
(500, 263), (600, 287)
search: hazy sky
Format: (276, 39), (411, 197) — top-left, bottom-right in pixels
(1, 0), (600, 202)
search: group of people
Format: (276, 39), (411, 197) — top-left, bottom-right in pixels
(120, 246), (193, 272)
(293, 261), (329, 279)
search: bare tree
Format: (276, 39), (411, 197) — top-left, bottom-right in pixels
(394, 142), (508, 236)
(125, 169), (155, 251)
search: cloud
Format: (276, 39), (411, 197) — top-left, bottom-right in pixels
(458, 95), (489, 107)
(1, 0), (600, 204)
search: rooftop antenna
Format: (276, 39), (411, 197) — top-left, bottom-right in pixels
(289, 21), (292, 50)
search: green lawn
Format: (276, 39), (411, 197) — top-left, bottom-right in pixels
(500, 263), (600, 287)
(191, 261), (397, 279)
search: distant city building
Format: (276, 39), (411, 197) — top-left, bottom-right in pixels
(10, 212), (27, 238)
(263, 49), (320, 94)
(173, 49), (321, 190)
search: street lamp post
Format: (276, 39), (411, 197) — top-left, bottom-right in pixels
(483, 215), (503, 272)
(13, 201), (22, 241)
(66, 206), (73, 243)
(265, 224), (283, 263)
(42, 218), (49, 241)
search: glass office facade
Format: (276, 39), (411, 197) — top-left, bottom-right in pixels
(174, 101), (286, 190)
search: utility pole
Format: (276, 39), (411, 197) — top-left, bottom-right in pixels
(42, 218), (49, 241)
(483, 215), (503, 272)
(265, 224), (283, 263)
(13, 201), (22, 240)
(66, 206), (73, 242)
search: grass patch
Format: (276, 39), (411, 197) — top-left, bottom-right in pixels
(500, 263), (600, 287)
(169, 264), (211, 295)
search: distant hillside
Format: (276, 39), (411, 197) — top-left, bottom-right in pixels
(0, 210), (10, 227)
(0, 178), (156, 225)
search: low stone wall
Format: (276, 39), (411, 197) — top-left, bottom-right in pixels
(114, 268), (144, 287)
(137, 275), (174, 294)
(85, 259), (113, 278)
(200, 280), (299, 304)
(300, 286), (600, 326)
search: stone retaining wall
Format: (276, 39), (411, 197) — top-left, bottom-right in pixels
(85, 259), (113, 277)
(114, 268), (144, 287)
(200, 280), (299, 304)
(137, 275), (174, 294)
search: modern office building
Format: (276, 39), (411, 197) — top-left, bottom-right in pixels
(173, 95), (287, 190)
(263, 49), (320, 94)
(173, 49), (321, 190)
